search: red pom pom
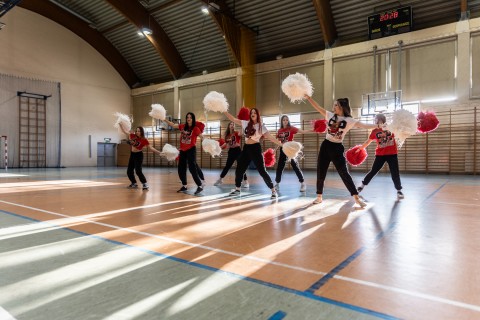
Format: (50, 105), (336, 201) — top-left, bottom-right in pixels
(196, 121), (205, 133)
(263, 148), (276, 167)
(312, 119), (327, 133)
(417, 111), (440, 133)
(218, 138), (227, 149)
(237, 107), (250, 121)
(345, 146), (368, 166)
(175, 155), (179, 162)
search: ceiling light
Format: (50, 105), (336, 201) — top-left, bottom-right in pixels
(137, 27), (152, 36)
(201, 6), (209, 14)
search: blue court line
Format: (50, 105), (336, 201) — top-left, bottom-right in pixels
(268, 310), (287, 320)
(0, 210), (399, 320)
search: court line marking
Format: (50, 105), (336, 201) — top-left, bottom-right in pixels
(1, 199), (480, 314)
(0, 307), (16, 320)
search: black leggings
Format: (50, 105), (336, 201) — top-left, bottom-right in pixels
(178, 147), (202, 187)
(275, 147), (304, 183)
(316, 139), (358, 196)
(127, 151), (146, 184)
(234, 143), (274, 189)
(362, 154), (402, 190)
(220, 147), (247, 181)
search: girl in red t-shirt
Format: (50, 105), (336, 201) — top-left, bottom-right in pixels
(119, 125), (161, 190)
(275, 115), (312, 192)
(356, 113), (404, 199)
(214, 121), (248, 187)
(164, 112), (204, 195)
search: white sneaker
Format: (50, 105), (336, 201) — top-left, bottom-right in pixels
(397, 191), (404, 199)
(229, 189), (241, 196)
(201, 180), (206, 188)
(300, 182), (306, 192)
(312, 195), (323, 204)
(241, 181), (249, 188)
(274, 183), (280, 190)
(354, 195), (367, 207)
(214, 178), (223, 186)
(271, 190), (278, 199)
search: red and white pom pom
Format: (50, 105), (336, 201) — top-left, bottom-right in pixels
(282, 141), (303, 160)
(113, 112), (132, 132)
(202, 138), (222, 157)
(196, 121), (205, 133)
(312, 119), (327, 133)
(161, 143), (179, 162)
(386, 109), (418, 146)
(149, 103), (166, 120)
(237, 107), (250, 121)
(281, 73), (314, 103)
(417, 111), (440, 133)
(203, 91), (229, 113)
(218, 138), (227, 149)
(263, 148), (276, 167)
(345, 146), (368, 166)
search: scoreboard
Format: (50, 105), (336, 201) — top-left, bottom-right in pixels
(368, 6), (412, 40)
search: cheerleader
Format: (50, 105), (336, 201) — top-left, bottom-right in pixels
(275, 115), (312, 192)
(119, 125), (161, 190)
(305, 96), (380, 206)
(223, 108), (282, 199)
(164, 112), (204, 195)
(356, 113), (404, 199)
(214, 121), (249, 187)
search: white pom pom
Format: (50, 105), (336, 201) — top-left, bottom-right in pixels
(387, 109), (418, 147)
(281, 73), (314, 103)
(149, 103), (166, 120)
(203, 91), (229, 113)
(114, 112), (131, 132)
(160, 144), (179, 162)
(202, 138), (222, 157)
(282, 141), (303, 160)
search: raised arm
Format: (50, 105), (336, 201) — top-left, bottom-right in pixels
(304, 95), (327, 118)
(222, 111), (242, 126)
(263, 131), (283, 147)
(163, 119), (179, 129)
(354, 121), (381, 130)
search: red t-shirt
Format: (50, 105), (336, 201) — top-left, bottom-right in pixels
(369, 128), (398, 156)
(179, 124), (201, 151)
(129, 133), (149, 151)
(225, 131), (241, 148)
(277, 127), (299, 143)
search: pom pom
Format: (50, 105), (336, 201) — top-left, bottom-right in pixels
(281, 73), (314, 103)
(417, 111), (440, 133)
(282, 141), (303, 160)
(263, 148), (276, 167)
(387, 109), (418, 146)
(203, 91), (229, 113)
(202, 138), (222, 157)
(345, 146), (368, 166)
(113, 112), (132, 132)
(312, 119), (327, 133)
(218, 138), (227, 149)
(196, 121), (205, 133)
(237, 107), (250, 121)
(149, 104), (166, 120)
(160, 144), (179, 162)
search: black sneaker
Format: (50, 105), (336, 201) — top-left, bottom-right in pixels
(229, 189), (241, 196)
(127, 183), (138, 189)
(397, 191), (404, 199)
(194, 186), (204, 195)
(177, 186), (187, 193)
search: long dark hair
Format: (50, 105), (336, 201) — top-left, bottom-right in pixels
(280, 115), (291, 129)
(136, 127), (145, 138)
(246, 108), (262, 136)
(224, 121), (234, 139)
(336, 98), (352, 118)
(185, 112), (196, 131)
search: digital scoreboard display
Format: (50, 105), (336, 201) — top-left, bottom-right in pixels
(368, 6), (412, 40)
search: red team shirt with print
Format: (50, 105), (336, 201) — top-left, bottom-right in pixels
(178, 124), (201, 151)
(369, 128), (398, 156)
(277, 127), (299, 143)
(129, 133), (149, 150)
(225, 131), (241, 149)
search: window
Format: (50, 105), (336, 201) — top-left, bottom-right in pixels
(204, 120), (221, 135)
(262, 114), (301, 131)
(402, 103), (419, 115)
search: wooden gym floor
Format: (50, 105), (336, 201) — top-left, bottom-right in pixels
(0, 167), (479, 320)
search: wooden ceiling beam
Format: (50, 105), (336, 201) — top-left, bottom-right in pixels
(105, 0), (188, 80)
(312, 0), (337, 48)
(18, 0), (140, 88)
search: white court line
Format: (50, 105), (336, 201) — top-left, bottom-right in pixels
(0, 307), (17, 320)
(1, 199), (480, 313)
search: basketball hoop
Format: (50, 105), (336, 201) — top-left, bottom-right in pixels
(361, 90), (402, 116)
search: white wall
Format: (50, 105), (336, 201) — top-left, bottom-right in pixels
(0, 7), (131, 167)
